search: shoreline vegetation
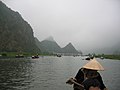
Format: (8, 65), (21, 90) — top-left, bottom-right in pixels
(0, 52), (120, 60)
(0, 52), (53, 59)
(95, 54), (120, 60)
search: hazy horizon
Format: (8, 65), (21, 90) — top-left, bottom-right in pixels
(1, 0), (120, 54)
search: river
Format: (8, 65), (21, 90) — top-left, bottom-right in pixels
(0, 56), (120, 90)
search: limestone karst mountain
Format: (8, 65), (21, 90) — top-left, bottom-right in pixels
(35, 37), (81, 55)
(0, 1), (40, 52)
(61, 43), (79, 53)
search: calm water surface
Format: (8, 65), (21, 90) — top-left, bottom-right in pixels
(0, 56), (120, 90)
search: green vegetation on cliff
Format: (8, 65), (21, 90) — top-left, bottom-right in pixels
(35, 37), (81, 55)
(0, 1), (40, 53)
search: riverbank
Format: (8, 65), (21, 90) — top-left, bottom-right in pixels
(95, 54), (120, 60)
(0, 52), (120, 60)
(0, 52), (54, 59)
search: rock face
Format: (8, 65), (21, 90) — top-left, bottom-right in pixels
(35, 36), (81, 55)
(0, 1), (40, 52)
(35, 37), (62, 53)
(61, 43), (79, 53)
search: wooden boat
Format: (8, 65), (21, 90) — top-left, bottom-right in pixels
(82, 56), (94, 60)
(15, 54), (24, 58)
(100, 57), (104, 60)
(32, 55), (39, 59)
(85, 57), (91, 60)
(56, 54), (62, 57)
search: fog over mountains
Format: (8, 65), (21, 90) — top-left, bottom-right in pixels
(35, 36), (81, 54)
(2, 0), (120, 55)
(45, 36), (55, 42)
(0, 1), (81, 55)
(0, 1), (120, 55)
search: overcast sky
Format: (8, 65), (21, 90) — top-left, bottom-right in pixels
(2, 0), (120, 53)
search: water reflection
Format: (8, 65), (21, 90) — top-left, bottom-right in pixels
(0, 57), (120, 90)
(0, 59), (33, 90)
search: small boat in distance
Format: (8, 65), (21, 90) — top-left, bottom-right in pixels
(15, 54), (24, 58)
(100, 57), (104, 60)
(56, 54), (62, 57)
(32, 55), (39, 59)
(82, 55), (94, 60)
(85, 57), (91, 60)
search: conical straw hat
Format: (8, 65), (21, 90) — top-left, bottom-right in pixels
(82, 58), (104, 71)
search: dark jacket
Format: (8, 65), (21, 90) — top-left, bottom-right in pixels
(74, 68), (106, 90)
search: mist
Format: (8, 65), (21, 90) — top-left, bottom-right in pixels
(2, 0), (120, 54)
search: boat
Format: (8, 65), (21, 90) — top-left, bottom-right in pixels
(32, 55), (39, 59)
(82, 56), (94, 60)
(100, 57), (104, 60)
(85, 57), (91, 60)
(56, 54), (62, 57)
(15, 54), (24, 58)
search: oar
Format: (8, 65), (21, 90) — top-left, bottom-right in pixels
(66, 78), (84, 88)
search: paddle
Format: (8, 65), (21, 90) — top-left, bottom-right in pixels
(66, 78), (84, 88)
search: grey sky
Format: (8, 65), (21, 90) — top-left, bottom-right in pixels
(2, 0), (120, 54)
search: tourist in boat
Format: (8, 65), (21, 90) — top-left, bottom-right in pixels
(66, 58), (108, 90)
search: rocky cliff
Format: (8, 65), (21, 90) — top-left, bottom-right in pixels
(35, 36), (81, 55)
(0, 1), (40, 52)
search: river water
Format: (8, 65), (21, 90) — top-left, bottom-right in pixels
(0, 56), (120, 90)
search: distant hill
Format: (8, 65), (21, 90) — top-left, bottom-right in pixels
(62, 43), (79, 53)
(0, 1), (40, 52)
(35, 37), (62, 53)
(35, 36), (82, 55)
(45, 36), (55, 42)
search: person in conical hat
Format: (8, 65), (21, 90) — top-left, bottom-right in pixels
(66, 58), (108, 90)
(82, 58), (104, 71)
